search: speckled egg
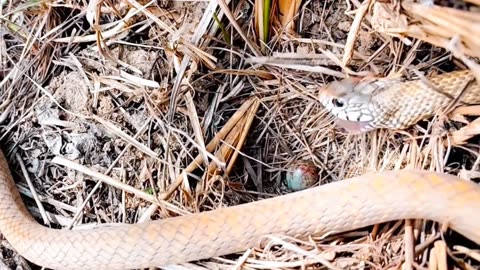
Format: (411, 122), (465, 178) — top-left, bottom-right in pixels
(285, 161), (319, 191)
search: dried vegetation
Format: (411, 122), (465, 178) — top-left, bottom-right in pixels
(0, 0), (480, 269)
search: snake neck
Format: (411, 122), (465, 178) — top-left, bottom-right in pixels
(368, 70), (480, 129)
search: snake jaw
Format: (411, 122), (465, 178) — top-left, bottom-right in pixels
(319, 79), (377, 133)
(333, 118), (375, 133)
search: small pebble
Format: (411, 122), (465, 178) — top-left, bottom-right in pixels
(285, 161), (319, 191)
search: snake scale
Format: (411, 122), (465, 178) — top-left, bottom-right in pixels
(319, 69), (480, 133)
(0, 70), (479, 269)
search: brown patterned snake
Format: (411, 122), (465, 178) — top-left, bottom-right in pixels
(1, 70), (480, 269)
(319, 69), (480, 133)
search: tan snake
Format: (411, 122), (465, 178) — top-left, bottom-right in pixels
(318, 69), (480, 133)
(1, 70), (480, 269)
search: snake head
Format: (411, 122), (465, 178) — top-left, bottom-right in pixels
(318, 76), (382, 133)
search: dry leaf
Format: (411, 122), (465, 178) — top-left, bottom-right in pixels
(278, 0), (302, 34)
(449, 117), (480, 146)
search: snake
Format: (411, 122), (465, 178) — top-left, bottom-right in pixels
(1, 70), (480, 269)
(318, 69), (480, 133)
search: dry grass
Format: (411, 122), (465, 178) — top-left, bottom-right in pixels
(0, 0), (480, 269)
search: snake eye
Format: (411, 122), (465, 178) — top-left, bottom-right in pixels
(332, 98), (344, 107)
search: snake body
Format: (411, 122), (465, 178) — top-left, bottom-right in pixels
(1, 70), (480, 269)
(318, 70), (480, 132)
(1, 151), (480, 269)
